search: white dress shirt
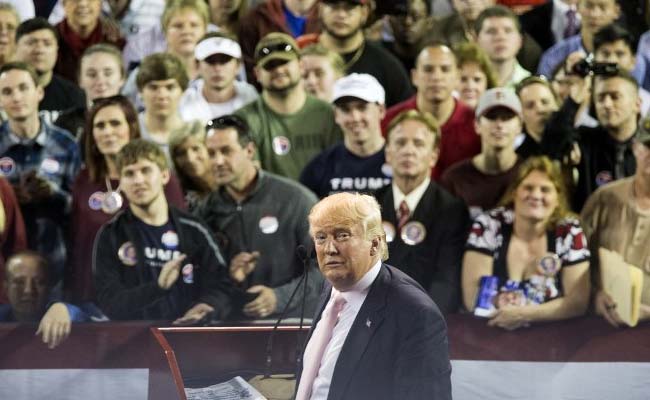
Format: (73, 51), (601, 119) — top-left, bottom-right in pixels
(552, 0), (581, 44)
(309, 260), (382, 400)
(392, 177), (431, 217)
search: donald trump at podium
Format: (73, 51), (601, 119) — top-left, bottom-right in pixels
(295, 192), (452, 400)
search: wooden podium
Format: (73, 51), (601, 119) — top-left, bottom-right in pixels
(150, 324), (310, 400)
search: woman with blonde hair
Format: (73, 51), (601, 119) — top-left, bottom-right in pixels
(170, 130), (216, 211)
(462, 156), (590, 330)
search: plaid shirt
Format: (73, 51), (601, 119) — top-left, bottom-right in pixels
(0, 118), (81, 284)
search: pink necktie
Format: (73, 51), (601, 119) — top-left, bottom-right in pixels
(295, 292), (347, 400)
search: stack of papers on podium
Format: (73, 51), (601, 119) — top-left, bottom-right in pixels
(185, 376), (266, 400)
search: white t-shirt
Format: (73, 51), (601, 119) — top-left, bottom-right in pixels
(179, 79), (259, 124)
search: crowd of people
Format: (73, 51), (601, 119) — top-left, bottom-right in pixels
(0, 0), (648, 352)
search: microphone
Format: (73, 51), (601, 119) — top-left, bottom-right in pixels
(264, 244), (312, 378)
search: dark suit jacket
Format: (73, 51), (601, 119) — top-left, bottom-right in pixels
(297, 264), (452, 400)
(520, 2), (557, 51)
(374, 182), (469, 314)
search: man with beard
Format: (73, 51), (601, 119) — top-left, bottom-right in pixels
(196, 115), (322, 319)
(238, 0), (321, 87)
(235, 33), (341, 180)
(317, 0), (413, 107)
(179, 32), (258, 124)
(382, 44), (480, 180)
(14, 17), (85, 120)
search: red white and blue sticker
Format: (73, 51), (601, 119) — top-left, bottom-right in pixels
(595, 171), (613, 186)
(182, 263), (194, 284)
(400, 221), (426, 245)
(88, 191), (105, 211)
(272, 136), (291, 156)
(40, 158), (60, 174)
(161, 230), (179, 249)
(259, 215), (279, 234)
(118, 242), (137, 266)
(0, 157), (15, 176)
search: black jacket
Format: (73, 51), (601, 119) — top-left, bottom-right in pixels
(373, 182), (469, 314)
(93, 207), (235, 320)
(541, 98), (637, 211)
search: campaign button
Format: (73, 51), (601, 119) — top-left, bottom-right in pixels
(400, 221), (426, 245)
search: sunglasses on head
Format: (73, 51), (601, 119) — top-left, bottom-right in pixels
(256, 42), (296, 61)
(206, 115), (248, 132)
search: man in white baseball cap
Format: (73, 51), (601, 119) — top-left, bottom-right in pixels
(300, 73), (391, 197)
(179, 32), (258, 124)
(441, 87), (524, 217)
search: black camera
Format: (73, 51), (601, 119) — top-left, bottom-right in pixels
(571, 58), (619, 77)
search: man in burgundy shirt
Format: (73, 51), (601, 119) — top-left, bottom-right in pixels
(382, 44), (480, 180)
(54, 0), (125, 84)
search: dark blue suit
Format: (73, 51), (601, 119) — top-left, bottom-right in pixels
(298, 264), (452, 400)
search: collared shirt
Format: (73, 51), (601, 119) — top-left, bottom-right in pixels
(552, 0), (581, 44)
(504, 62), (532, 89)
(310, 260), (382, 400)
(392, 177), (431, 217)
(0, 117), (80, 286)
(537, 34), (584, 77)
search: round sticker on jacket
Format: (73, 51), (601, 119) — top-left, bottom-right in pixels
(118, 242), (137, 266)
(595, 171), (613, 186)
(161, 230), (179, 249)
(381, 163), (393, 177)
(0, 157), (15, 175)
(382, 221), (395, 243)
(259, 215), (279, 234)
(88, 191), (105, 210)
(400, 221), (426, 245)
(272, 136), (291, 155)
(40, 158), (60, 174)
(182, 264), (194, 284)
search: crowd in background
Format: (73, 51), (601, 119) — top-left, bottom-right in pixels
(0, 0), (648, 348)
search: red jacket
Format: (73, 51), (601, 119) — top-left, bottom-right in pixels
(0, 177), (27, 303)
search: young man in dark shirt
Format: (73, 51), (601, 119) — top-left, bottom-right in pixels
(300, 73), (390, 197)
(93, 139), (234, 322)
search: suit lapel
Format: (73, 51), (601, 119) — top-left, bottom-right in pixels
(327, 265), (390, 400)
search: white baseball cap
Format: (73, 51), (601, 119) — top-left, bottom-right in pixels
(475, 87), (522, 119)
(195, 36), (242, 61)
(332, 73), (385, 105)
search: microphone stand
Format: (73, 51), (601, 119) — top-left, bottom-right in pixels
(264, 245), (311, 378)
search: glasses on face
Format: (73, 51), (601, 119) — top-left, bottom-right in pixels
(256, 42), (296, 62)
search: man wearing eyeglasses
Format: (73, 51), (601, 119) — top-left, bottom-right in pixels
(317, 0), (413, 107)
(197, 114), (323, 319)
(179, 32), (258, 124)
(235, 32), (341, 181)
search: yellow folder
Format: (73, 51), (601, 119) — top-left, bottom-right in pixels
(599, 248), (643, 327)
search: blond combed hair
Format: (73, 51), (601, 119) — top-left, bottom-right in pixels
(309, 192), (388, 261)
